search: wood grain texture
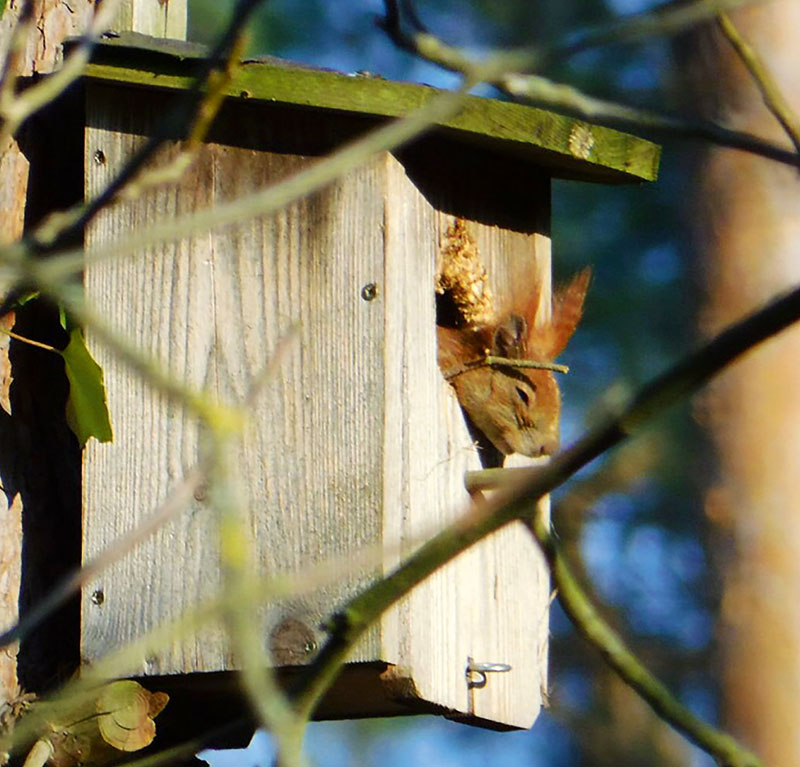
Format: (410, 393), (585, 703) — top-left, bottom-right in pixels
(115, 0), (186, 40)
(0, 142), (28, 252)
(83, 92), (384, 673)
(82, 86), (550, 728)
(0, 301), (82, 696)
(382, 156), (550, 727)
(0, 90), (84, 702)
(0, 0), (95, 77)
(0, 492), (22, 702)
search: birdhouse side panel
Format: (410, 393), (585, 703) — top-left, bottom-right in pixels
(380, 155), (550, 728)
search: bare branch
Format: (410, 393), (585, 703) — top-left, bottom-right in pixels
(382, 0), (765, 78)
(382, 1), (800, 169)
(205, 429), (306, 767)
(499, 71), (799, 167)
(525, 511), (762, 767)
(0, 330), (297, 651)
(0, 467), (204, 650)
(717, 10), (800, 154)
(444, 354), (570, 380)
(25, 0), (258, 258)
(0, 0), (34, 124)
(0, 0), (121, 154)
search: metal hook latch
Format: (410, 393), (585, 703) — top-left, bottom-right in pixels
(466, 657), (512, 689)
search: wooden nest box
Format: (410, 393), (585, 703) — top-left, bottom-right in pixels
(76, 34), (659, 735)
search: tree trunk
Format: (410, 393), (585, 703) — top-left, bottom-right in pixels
(686, 3), (800, 763)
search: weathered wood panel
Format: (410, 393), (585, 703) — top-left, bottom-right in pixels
(83, 91), (385, 673)
(381, 154), (550, 726)
(0, 0), (95, 79)
(0, 0), (91, 706)
(0, 493), (22, 700)
(116, 0), (186, 40)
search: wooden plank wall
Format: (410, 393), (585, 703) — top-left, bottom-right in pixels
(83, 89), (385, 673)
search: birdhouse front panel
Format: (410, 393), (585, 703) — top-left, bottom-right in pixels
(82, 84), (389, 674)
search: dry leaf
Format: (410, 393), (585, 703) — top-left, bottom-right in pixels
(96, 681), (168, 752)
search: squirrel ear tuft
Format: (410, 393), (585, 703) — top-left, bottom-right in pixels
(547, 267), (591, 359)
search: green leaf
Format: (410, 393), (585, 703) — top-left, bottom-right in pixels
(15, 290), (39, 307)
(62, 328), (113, 446)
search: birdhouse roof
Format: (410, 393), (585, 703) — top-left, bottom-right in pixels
(83, 32), (660, 184)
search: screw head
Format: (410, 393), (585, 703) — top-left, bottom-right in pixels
(90, 589), (105, 606)
(93, 149), (106, 165)
(360, 283), (378, 302)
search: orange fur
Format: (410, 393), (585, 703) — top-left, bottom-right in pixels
(437, 267), (590, 460)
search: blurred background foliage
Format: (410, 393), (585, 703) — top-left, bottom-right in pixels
(190, 1), (719, 765)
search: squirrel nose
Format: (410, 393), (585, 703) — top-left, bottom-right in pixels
(540, 433), (560, 456)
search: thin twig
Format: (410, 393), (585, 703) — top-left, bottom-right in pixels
(86, 33), (246, 206)
(92, 721), (245, 767)
(205, 428), (306, 767)
(0, 466), (205, 651)
(717, 10), (800, 154)
(0, 0), (269, 290)
(53, 284), (227, 421)
(0, 327), (58, 353)
(464, 467), (530, 493)
(444, 355), (569, 380)
(484, 355), (568, 373)
(550, 0), (766, 67)
(290, 276), (800, 759)
(382, 1), (800, 169)
(67, 0), (256, 227)
(0, 331), (302, 761)
(25, 15), (250, 258)
(524, 511), (761, 767)
(0, 0), (34, 125)
(0, 330), (298, 651)
(202, 331), (304, 767)
(382, 0), (765, 80)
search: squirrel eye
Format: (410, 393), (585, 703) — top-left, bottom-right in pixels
(515, 386), (530, 405)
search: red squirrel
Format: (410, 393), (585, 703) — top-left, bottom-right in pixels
(437, 266), (590, 461)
